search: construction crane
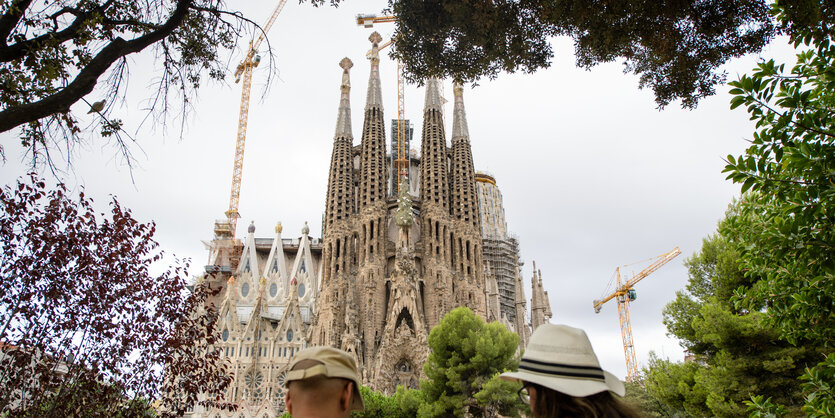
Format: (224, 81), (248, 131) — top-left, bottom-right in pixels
(214, 0), (288, 241)
(593, 246), (682, 382)
(356, 14), (409, 195)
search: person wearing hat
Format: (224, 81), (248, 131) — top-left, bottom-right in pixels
(284, 346), (364, 417)
(501, 324), (641, 417)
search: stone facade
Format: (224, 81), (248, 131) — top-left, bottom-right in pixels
(190, 33), (553, 417)
(311, 35), (488, 393)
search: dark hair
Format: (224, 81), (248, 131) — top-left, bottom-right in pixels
(529, 383), (642, 418)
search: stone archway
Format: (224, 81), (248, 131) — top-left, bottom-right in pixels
(393, 358), (419, 391)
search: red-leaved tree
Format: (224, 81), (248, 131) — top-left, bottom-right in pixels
(0, 174), (233, 416)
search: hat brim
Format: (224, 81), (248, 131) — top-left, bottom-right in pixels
(350, 382), (364, 411)
(500, 369), (625, 398)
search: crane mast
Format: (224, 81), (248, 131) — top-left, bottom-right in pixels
(593, 246), (682, 382)
(214, 0), (288, 241)
(356, 14), (409, 194)
(209, 1), (287, 273)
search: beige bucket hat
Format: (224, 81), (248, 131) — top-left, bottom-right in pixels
(500, 323), (625, 397)
(285, 346), (365, 411)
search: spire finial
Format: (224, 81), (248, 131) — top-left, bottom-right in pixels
(248, 221), (255, 234)
(302, 221), (310, 235)
(335, 58), (353, 139)
(366, 34), (384, 109)
(451, 81), (469, 141)
(424, 78), (444, 112)
(275, 222), (283, 234)
(339, 57), (353, 93)
(368, 32), (382, 64)
(369, 31), (382, 46)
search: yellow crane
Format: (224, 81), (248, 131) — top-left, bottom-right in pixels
(356, 14), (409, 194)
(215, 0), (288, 240)
(593, 246), (682, 382)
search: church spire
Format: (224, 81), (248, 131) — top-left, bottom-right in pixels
(365, 31), (383, 111)
(449, 82), (479, 229)
(359, 31), (387, 210)
(334, 57), (353, 139)
(419, 78), (450, 213)
(451, 82), (469, 142)
(530, 263), (552, 330)
(424, 78), (444, 112)
(324, 58), (356, 232)
(514, 267), (530, 348)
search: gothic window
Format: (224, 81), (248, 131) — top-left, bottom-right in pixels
(241, 283), (250, 297)
(287, 330), (294, 341)
(244, 258), (251, 272)
(272, 259), (279, 272)
(270, 283), (278, 297)
(222, 329), (229, 342)
(244, 370), (265, 402)
(300, 260), (306, 273)
(298, 283), (306, 298)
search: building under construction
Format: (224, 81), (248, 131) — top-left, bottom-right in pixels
(193, 33), (552, 417)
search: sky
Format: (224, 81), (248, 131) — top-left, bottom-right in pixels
(0, 0), (799, 380)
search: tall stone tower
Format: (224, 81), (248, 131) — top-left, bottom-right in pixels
(530, 261), (553, 331)
(193, 38), (551, 417)
(312, 34), (487, 393)
(476, 172), (522, 323)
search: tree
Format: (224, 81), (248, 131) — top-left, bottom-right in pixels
(0, 0), (257, 168)
(383, 0), (835, 108)
(643, 229), (822, 416)
(418, 307), (526, 417)
(621, 380), (683, 417)
(352, 385), (404, 418)
(0, 174), (232, 416)
(723, 5), (835, 413)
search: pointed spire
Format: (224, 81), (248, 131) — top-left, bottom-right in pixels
(325, 59), (357, 230)
(366, 32), (383, 110)
(359, 32), (387, 210)
(451, 82), (469, 142)
(419, 77), (450, 212)
(334, 57), (353, 140)
(530, 262), (552, 330)
(424, 78), (444, 112)
(512, 267), (530, 349)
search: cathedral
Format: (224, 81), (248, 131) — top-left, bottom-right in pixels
(190, 33), (552, 417)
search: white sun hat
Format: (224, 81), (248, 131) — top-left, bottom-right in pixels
(500, 323), (625, 397)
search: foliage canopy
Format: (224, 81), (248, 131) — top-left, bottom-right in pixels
(0, 174), (232, 416)
(0, 0), (257, 168)
(644, 231), (820, 416)
(644, 5), (835, 413)
(419, 306), (525, 417)
(384, 0), (835, 108)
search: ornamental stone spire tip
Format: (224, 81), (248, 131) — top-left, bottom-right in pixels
(451, 82), (469, 142)
(335, 58), (353, 139)
(366, 33), (383, 110)
(424, 78), (443, 112)
(369, 31), (382, 46)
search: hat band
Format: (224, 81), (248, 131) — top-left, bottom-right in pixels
(286, 364), (328, 381)
(518, 358), (606, 381)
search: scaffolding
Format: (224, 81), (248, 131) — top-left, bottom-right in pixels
(482, 235), (521, 322)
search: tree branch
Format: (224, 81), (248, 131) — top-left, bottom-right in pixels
(0, 0), (34, 47)
(0, 0), (116, 63)
(0, 0), (194, 134)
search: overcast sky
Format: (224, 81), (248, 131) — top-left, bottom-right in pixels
(0, 0), (799, 380)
